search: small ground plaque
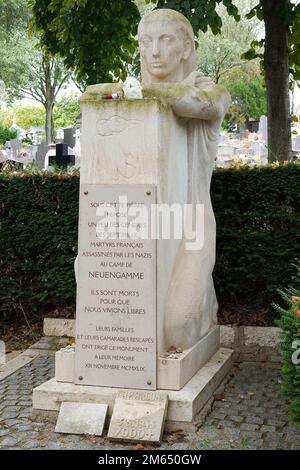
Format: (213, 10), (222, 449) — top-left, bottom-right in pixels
(108, 390), (168, 444)
(55, 402), (108, 436)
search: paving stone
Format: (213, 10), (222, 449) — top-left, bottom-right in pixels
(1, 400), (17, 407)
(0, 412), (19, 420)
(240, 430), (264, 440)
(18, 412), (31, 419)
(261, 425), (276, 432)
(213, 412), (227, 420)
(229, 415), (244, 423)
(3, 406), (20, 413)
(0, 437), (19, 447)
(3, 418), (21, 426)
(246, 415), (265, 425)
(266, 419), (287, 428)
(46, 442), (65, 449)
(290, 443), (300, 450)
(240, 423), (260, 431)
(22, 440), (41, 449)
(245, 441), (264, 450)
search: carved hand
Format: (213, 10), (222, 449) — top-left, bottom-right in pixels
(182, 71), (215, 89)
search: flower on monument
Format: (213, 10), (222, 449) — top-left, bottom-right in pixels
(123, 77), (143, 99)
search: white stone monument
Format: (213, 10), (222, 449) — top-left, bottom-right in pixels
(32, 9), (234, 433)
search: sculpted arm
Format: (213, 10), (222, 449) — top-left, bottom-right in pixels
(143, 73), (231, 122)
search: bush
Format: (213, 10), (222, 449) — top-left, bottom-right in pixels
(275, 270), (300, 427)
(0, 126), (17, 145)
(0, 164), (299, 322)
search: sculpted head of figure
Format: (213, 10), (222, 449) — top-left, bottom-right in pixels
(138, 9), (197, 84)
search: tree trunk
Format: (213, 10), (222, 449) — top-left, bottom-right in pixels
(262, 0), (291, 162)
(44, 101), (54, 145)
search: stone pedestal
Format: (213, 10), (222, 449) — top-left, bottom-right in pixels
(79, 86), (189, 357)
(55, 326), (220, 391)
(32, 348), (234, 431)
(32, 87), (234, 431)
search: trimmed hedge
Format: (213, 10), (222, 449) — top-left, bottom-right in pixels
(0, 164), (299, 322)
(0, 173), (79, 321)
(212, 164), (300, 316)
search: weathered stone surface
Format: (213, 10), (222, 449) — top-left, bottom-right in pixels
(244, 327), (280, 347)
(44, 318), (75, 338)
(220, 326), (235, 347)
(108, 390), (168, 444)
(157, 326), (220, 390)
(55, 346), (75, 383)
(0, 351), (39, 381)
(33, 348), (234, 427)
(75, 184), (157, 390)
(55, 402), (108, 436)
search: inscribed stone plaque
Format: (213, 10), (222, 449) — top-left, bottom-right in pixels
(55, 402), (108, 436)
(108, 390), (168, 444)
(75, 184), (156, 389)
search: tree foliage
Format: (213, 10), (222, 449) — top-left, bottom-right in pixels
(0, 0), (32, 99)
(197, 1), (262, 83)
(18, 51), (70, 143)
(29, 0), (141, 85)
(0, 104), (45, 130)
(0, 95), (80, 135)
(154, 0), (240, 34)
(243, 0), (300, 80)
(53, 94), (80, 129)
(221, 66), (267, 131)
(0, 126), (17, 145)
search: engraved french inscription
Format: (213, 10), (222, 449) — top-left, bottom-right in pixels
(75, 184), (156, 389)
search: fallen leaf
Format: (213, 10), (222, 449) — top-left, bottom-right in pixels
(246, 391), (255, 397)
(134, 443), (144, 450)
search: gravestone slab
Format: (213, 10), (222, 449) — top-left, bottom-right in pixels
(293, 134), (300, 151)
(10, 139), (22, 159)
(108, 390), (168, 444)
(36, 144), (49, 169)
(75, 184), (156, 390)
(55, 402), (108, 436)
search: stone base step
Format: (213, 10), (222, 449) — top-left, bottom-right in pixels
(32, 347), (234, 432)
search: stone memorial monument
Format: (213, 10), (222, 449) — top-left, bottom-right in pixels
(32, 9), (234, 437)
